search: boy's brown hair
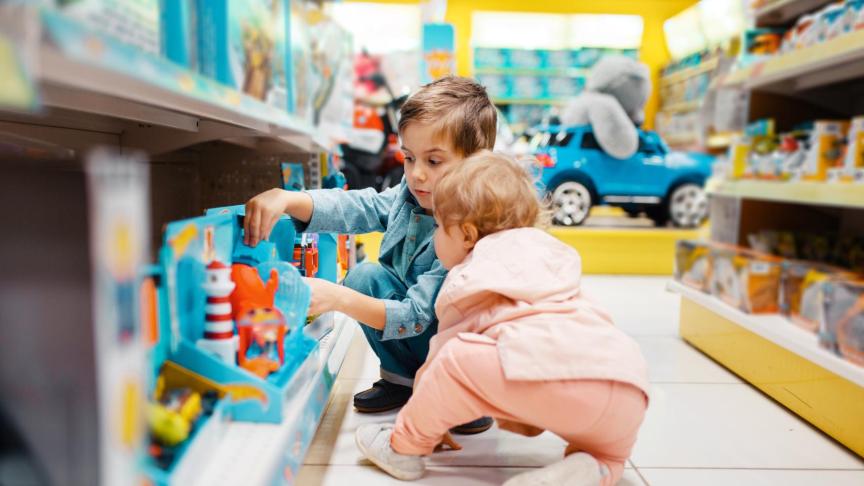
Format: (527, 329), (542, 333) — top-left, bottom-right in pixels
(399, 76), (497, 156)
(434, 151), (548, 240)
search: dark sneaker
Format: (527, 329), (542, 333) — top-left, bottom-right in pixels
(450, 416), (494, 435)
(353, 379), (413, 413)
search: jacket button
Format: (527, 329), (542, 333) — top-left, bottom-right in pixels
(398, 326), (406, 336)
(414, 323), (423, 333)
(414, 216), (420, 223)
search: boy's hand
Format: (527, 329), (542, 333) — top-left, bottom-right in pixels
(244, 188), (291, 247)
(304, 277), (346, 316)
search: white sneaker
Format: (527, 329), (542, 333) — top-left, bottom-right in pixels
(355, 423), (426, 481)
(502, 452), (609, 486)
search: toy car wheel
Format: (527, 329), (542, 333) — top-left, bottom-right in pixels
(669, 183), (708, 228)
(550, 181), (592, 226)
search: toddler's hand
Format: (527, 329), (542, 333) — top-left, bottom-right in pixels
(434, 432), (462, 452)
(304, 277), (345, 316)
(244, 188), (291, 247)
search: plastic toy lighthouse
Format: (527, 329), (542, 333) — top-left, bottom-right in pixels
(197, 260), (238, 364)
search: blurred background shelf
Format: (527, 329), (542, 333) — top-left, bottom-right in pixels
(754, 0), (836, 28)
(707, 178), (864, 209)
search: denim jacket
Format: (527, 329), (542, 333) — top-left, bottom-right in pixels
(297, 179), (446, 340)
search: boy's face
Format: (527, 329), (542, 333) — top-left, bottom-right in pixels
(400, 122), (461, 211)
(433, 216), (472, 270)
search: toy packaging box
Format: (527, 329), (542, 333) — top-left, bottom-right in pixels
(474, 47), (509, 69)
(675, 240), (712, 292)
(709, 245), (783, 314)
(161, 0), (196, 68)
(779, 260), (852, 333)
(508, 48), (546, 69)
(57, 0), (161, 55)
(842, 116), (864, 182)
(196, 0), (280, 101)
(546, 75), (585, 99)
(798, 120), (849, 181)
(510, 75), (546, 100)
(476, 73), (510, 99)
(820, 280), (864, 366)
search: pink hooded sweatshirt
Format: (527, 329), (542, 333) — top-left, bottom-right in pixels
(426, 227), (650, 397)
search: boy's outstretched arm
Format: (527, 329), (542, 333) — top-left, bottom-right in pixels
(245, 189), (313, 246)
(305, 277), (387, 330)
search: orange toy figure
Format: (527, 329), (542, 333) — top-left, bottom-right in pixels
(237, 307), (288, 379)
(230, 264), (279, 320)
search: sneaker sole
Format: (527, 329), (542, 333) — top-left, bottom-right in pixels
(353, 402), (407, 414)
(450, 421), (494, 435)
(354, 429), (424, 481)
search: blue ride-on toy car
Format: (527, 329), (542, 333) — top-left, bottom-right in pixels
(532, 125), (714, 227)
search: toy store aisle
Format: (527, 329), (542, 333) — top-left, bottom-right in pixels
(296, 276), (864, 486)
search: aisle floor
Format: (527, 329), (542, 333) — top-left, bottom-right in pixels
(296, 277), (864, 486)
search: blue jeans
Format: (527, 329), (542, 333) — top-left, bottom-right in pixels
(342, 262), (437, 387)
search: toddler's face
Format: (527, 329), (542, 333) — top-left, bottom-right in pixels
(433, 216), (472, 270)
(400, 122), (460, 211)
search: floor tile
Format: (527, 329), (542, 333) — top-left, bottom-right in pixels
(635, 336), (741, 384)
(581, 276), (680, 337)
(630, 383), (864, 469)
(297, 463), (644, 485)
(638, 468), (864, 486)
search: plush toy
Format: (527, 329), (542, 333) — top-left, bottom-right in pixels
(560, 55), (651, 160)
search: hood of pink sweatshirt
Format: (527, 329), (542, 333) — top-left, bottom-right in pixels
(430, 228), (649, 395)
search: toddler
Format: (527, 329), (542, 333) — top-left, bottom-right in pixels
(355, 151), (650, 485)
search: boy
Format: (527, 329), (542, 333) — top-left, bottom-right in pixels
(244, 76), (497, 433)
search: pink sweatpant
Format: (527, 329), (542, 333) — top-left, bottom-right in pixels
(392, 336), (648, 486)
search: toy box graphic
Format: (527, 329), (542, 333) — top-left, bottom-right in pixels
(58, 0), (161, 55)
(197, 0), (279, 101)
(421, 23), (455, 84)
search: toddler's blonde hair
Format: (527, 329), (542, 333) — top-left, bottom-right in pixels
(434, 151), (548, 240)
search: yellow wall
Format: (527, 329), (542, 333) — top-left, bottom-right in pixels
(350, 0), (697, 129)
(445, 0), (696, 129)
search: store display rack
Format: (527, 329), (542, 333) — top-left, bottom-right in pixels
(754, 0), (836, 28)
(659, 57), (719, 88)
(722, 28), (864, 95)
(707, 178), (864, 208)
(669, 281), (864, 457)
(194, 313), (357, 486)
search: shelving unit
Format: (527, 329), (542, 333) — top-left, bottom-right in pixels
(676, 0), (864, 459)
(669, 281), (864, 456)
(753, 0), (835, 27)
(659, 57), (719, 87)
(194, 313), (357, 486)
(707, 178), (864, 208)
(491, 98), (569, 106)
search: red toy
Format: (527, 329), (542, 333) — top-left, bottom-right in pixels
(237, 307), (288, 378)
(230, 264), (279, 320)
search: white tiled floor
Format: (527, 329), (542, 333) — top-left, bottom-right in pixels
(297, 276), (864, 485)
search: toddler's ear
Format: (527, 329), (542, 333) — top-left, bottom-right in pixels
(461, 223), (479, 249)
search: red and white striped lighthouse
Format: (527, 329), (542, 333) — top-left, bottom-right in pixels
(197, 260), (238, 364)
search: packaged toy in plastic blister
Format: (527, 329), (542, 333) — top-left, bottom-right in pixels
(820, 280), (864, 365)
(780, 261), (851, 333)
(675, 240), (712, 292)
(798, 120), (849, 181)
(710, 245), (783, 314)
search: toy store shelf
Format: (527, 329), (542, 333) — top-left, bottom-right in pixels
(669, 280), (864, 387)
(754, 0), (835, 27)
(722, 29), (864, 93)
(706, 178), (864, 209)
(660, 58), (718, 87)
(32, 11), (328, 152)
(194, 313), (357, 486)
(492, 98), (569, 106)
(474, 66), (588, 77)
(670, 280), (864, 457)
(660, 100), (701, 114)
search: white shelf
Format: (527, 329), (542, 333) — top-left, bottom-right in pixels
(722, 29), (864, 93)
(660, 58), (718, 87)
(754, 0), (835, 27)
(706, 178), (864, 209)
(668, 280), (864, 388)
(193, 312), (357, 486)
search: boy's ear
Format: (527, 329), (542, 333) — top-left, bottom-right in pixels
(460, 223), (479, 249)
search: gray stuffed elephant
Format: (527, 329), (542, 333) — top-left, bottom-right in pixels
(560, 55), (651, 160)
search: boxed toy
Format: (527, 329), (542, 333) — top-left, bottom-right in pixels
(161, 0), (196, 68)
(572, 48), (602, 68)
(709, 245), (783, 314)
(780, 260), (851, 333)
(476, 73), (510, 99)
(510, 75), (546, 100)
(798, 120), (849, 181)
(197, 0), (280, 101)
(474, 47), (509, 69)
(509, 49), (546, 69)
(57, 0), (161, 55)
(546, 75), (585, 99)
(820, 279), (864, 365)
(842, 116), (864, 182)
(675, 240), (712, 292)
(546, 49), (573, 70)
(284, 0), (313, 120)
